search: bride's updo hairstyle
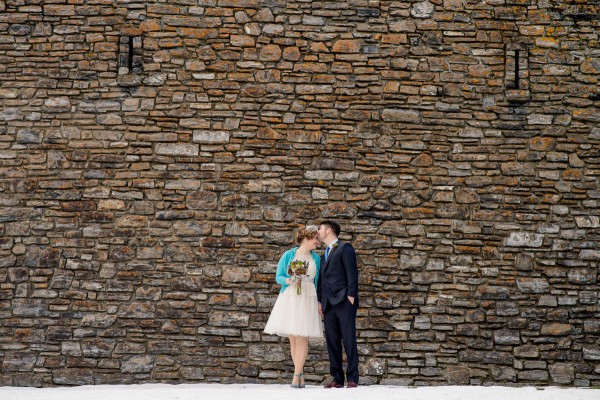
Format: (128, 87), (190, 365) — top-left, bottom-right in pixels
(295, 225), (319, 245)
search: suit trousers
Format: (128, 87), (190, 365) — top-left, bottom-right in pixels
(323, 298), (359, 385)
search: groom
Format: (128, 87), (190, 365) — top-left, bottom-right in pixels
(317, 220), (359, 388)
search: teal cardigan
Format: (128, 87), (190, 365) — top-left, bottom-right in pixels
(275, 247), (321, 294)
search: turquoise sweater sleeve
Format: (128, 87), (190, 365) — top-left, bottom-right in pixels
(275, 248), (296, 292)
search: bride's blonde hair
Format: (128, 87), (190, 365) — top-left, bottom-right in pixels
(294, 225), (318, 245)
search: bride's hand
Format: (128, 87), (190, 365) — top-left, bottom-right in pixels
(286, 276), (296, 285)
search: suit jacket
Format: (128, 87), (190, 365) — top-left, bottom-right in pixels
(317, 241), (359, 312)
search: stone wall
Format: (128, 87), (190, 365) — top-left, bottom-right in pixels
(1, 0), (599, 388)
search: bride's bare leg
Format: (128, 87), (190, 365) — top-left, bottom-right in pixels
(294, 336), (309, 380)
(289, 335), (299, 384)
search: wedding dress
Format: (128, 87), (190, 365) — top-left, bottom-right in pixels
(264, 255), (324, 338)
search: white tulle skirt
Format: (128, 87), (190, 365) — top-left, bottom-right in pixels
(264, 278), (324, 338)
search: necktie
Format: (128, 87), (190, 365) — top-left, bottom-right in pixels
(325, 246), (330, 261)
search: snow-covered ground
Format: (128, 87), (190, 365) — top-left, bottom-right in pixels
(0, 383), (597, 400)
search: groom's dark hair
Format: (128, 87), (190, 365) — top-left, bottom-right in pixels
(320, 220), (341, 237)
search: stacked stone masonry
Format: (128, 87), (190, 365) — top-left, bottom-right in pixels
(0, 0), (599, 388)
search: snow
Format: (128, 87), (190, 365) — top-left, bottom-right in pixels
(0, 383), (597, 400)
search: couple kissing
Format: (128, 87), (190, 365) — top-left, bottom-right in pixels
(263, 220), (359, 389)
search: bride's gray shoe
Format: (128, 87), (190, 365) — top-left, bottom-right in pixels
(291, 373), (301, 388)
(299, 373), (305, 388)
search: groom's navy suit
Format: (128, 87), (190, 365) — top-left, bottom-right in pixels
(317, 241), (359, 385)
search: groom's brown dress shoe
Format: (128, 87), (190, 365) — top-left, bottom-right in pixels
(347, 381), (358, 388)
(324, 380), (343, 388)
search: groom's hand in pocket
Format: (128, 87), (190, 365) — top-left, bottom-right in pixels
(348, 296), (355, 305)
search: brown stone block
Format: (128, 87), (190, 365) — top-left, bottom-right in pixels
(411, 153), (434, 167)
(209, 294), (233, 306)
(342, 109), (371, 121)
(172, 220), (212, 237)
(160, 37), (184, 48)
(573, 108), (600, 122)
(44, 97), (71, 112)
(381, 34), (408, 45)
(331, 62), (353, 74)
(2, 352), (37, 372)
(206, 60), (235, 72)
(88, 16), (123, 26)
(147, 4), (181, 14)
(287, 130), (321, 143)
(220, 0), (258, 7)
(402, 207), (434, 219)
(116, 215), (146, 228)
(501, 162), (535, 176)
(562, 169), (582, 180)
(131, 179), (155, 189)
(529, 136), (556, 151)
(519, 25), (545, 36)
(202, 237), (235, 248)
(253, 273), (273, 283)
(282, 46), (301, 61)
(96, 113), (122, 125)
(241, 84), (267, 97)
(81, 339), (116, 358)
(98, 200), (126, 210)
(237, 362), (258, 377)
(259, 44), (281, 61)
(44, 5), (76, 16)
(332, 39), (362, 53)
(199, 367), (234, 377)
(468, 64), (493, 78)
(163, 16), (221, 28)
(580, 58), (600, 74)
(209, 311), (248, 327)
(383, 81), (400, 93)
(0, 89), (18, 99)
(140, 19), (161, 32)
(109, 246), (136, 261)
(320, 202), (357, 218)
(541, 323), (574, 336)
(230, 34), (255, 47)
(389, 19), (417, 33)
(455, 245), (481, 254)
(535, 37), (559, 48)
(81, 212), (114, 223)
(446, 365), (470, 385)
(137, 247), (163, 259)
(120, 25), (142, 36)
(381, 108), (420, 123)
(179, 28), (219, 39)
(155, 143), (199, 157)
(186, 191), (218, 209)
(234, 292), (257, 307)
(117, 303), (156, 319)
(540, 194), (561, 204)
(294, 62), (328, 73)
(53, 369), (94, 385)
(61, 200), (96, 212)
(309, 157), (351, 171)
(156, 211), (194, 220)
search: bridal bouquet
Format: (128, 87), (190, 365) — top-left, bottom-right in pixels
(287, 260), (309, 295)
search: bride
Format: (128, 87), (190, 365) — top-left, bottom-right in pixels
(264, 225), (323, 388)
